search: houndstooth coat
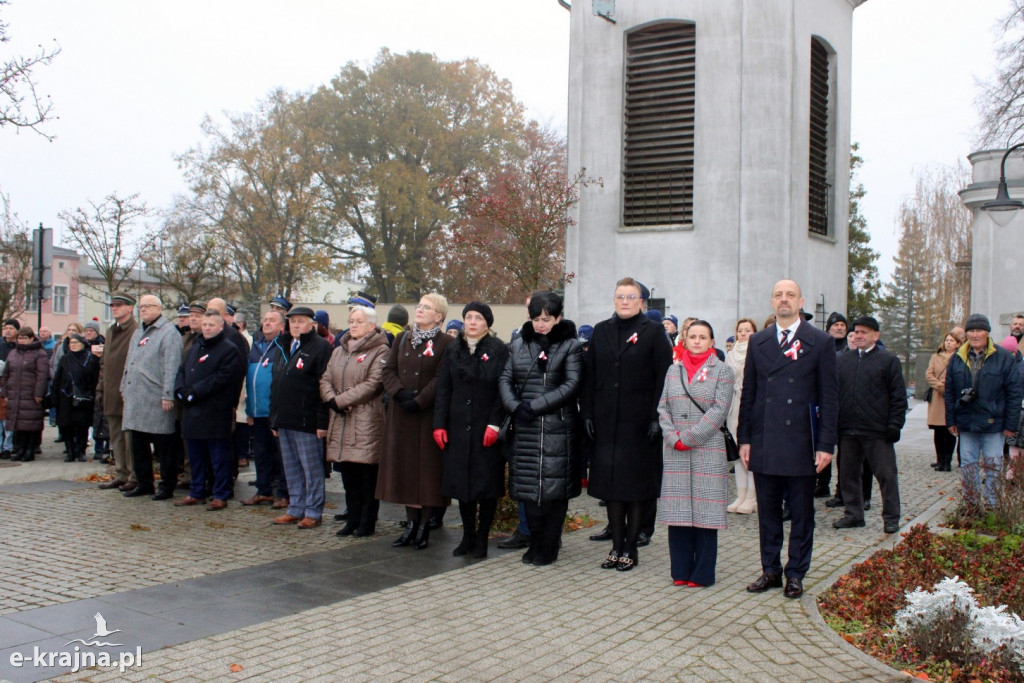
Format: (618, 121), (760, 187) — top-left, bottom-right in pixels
(657, 356), (734, 529)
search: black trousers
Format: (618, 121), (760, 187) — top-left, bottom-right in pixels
(251, 417), (287, 498)
(523, 499), (569, 561)
(338, 462), (380, 531)
(838, 436), (901, 524)
(753, 472), (816, 580)
(668, 526), (718, 586)
(833, 445), (874, 500)
(130, 430), (176, 494)
(931, 426), (957, 468)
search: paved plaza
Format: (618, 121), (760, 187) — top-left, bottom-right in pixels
(0, 405), (955, 681)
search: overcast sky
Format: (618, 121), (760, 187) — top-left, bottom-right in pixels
(0, 0), (1011, 284)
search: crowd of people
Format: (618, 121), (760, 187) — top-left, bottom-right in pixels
(1, 277), (1016, 595)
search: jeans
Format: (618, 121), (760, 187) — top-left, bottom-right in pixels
(958, 431), (1005, 506)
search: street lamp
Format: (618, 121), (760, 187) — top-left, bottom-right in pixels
(981, 142), (1024, 227)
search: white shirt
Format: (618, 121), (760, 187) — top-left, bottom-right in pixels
(777, 319), (801, 346)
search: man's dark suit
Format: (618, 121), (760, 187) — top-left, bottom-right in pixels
(737, 320), (839, 580)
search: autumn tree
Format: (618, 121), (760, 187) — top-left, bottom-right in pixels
(178, 88), (329, 308)
(979, 0), (1024, 146)
(143, 200), (238, 306)
(0, 189), (33, 321)
(307, 49), (524, 301)
(443, 122), (593, 303)
(58, 192), (158, 298)
(846, 144), (882, 319)
(0, 0), (60, 137)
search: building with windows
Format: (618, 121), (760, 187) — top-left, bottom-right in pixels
(562, 0), (863, 331)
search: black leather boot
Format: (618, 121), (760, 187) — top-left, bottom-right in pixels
(392, 522), (418, 547)
(453, 533), (475, 556)
(413, 522), (431, 550)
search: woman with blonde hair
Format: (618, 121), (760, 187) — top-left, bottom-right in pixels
(725, 318), (758, 513)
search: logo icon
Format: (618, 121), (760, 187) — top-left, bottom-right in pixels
(65, 612), (123, 647)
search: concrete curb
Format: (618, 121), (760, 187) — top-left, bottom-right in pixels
(805, 488), (959, 681)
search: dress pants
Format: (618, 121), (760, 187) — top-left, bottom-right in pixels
(338, 461), (380, 530)
(187, 438), (233, 501)
(668, 526), (718, 586)
(130, 430), (176, 494)
(251, 418), (287, 499)
(838, 436), (901, 524)
(279, 428), (325, 520)
(753, 472), (816, 580)
(107, 415), (134, 484)
(523, 499), (568, 560)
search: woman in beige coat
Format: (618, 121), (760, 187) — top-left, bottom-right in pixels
(320, 306), (389, 536)
(925, 332), (958, 472)
(725, 318), (757, 513)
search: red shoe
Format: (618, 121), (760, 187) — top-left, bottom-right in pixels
(673, 580), (686, 586)
(686, 581), (704, 588)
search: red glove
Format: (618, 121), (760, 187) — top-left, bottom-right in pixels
(483, 426), (499, 447)
(674, 440), (690, 451)
(433, 429), (448, 450)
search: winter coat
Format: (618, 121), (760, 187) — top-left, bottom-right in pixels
(737, 321), (839, 477)
(925, 351), (953, 427)
(0, 341), (49, 431)
(246, 334), (287, 419)
(376, 328), (453, 508)
(99, 316), (138, 417)
(725, 340), (748, 437)
(120, 316), (184, 435)
(174, 329), (245, 440)
(657, 358), (734, 529)
(269, 329), (332, 434)
(52, 348), (100, 430)
(499, 320), (583, 504)
(319, 327), (389, 465)
(836, 346), (907, 439)
(582, 312), (673, 502)
(944, 339), (1022, 434)
(434, 333), (509, 501)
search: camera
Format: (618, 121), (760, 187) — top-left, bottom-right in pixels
(958, 387), (978, 407)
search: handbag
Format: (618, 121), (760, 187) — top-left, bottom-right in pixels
(498, 353), (542, 444)
(677, 366), (740, 462)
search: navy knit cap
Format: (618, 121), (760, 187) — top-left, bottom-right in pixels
(578, 325), (594, 343)
(446, 320), (464, 333)
(314, 310), (330, 328)
(666, 315), (679, 327)
(645, 309), (663, 324)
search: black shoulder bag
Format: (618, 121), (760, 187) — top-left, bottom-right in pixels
(677, 366), (739, 462)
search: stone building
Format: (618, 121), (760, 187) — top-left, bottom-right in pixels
(562, 0), (864, 333)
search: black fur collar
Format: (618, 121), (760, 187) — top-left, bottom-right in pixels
(519, 319), (577, 345)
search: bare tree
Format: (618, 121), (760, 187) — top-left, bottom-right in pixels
(58, 192), (159, 298)
(0, 189), (34, 321)
(0, 0), (60, 138)
(978, 0), (1024, 146)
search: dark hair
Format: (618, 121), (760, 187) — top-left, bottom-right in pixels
(687, 319), (715, 340)
(528, 291), (563, 320)
(735, 318), (758, 334)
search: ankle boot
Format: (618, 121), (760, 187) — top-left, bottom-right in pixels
(413, 522), (431, 550)
(736, 484), (757, 514)
(453, 533), (475, 556)
(473, 527), (489, 558)
(22, 445), (35, 462)
(727, 487), (747, 513)
(392, 522), (418, 547)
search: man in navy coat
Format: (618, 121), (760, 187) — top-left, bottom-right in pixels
(737, 279), (839, 599)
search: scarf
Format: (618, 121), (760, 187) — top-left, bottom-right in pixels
(408, 323), (441, 349)
(681, 347), (715, 381)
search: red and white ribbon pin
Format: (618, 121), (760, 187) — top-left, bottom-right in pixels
(139, 338), (149, 346)
(627, 332), (638, 344)
(296, 358), (304, 369)
(784, 340), (801, 360)
(538, 351), (547, 360)
(423, 340), (434, 357)
(357, 354), (367, 363)
(481, 353), (489, 362)
(198, 354), (209, 363)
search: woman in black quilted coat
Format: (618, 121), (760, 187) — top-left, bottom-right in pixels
(498, 291), (583, 566)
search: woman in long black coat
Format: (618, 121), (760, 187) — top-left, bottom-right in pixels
(52, 333), (100, 462)
(433, 302), (509, 558)
(582, 277), (673, 571)
(499, 291), (583, 566)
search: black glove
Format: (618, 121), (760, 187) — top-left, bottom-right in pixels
(885, 428), (901, 443)
(401, 399), (420, 413)
(329, 400), (344, 414)
(394, 389), (414, 403)
(647, 420), (661, 443)
(513, 402), (535, 421)
(584, 419), (596, 441)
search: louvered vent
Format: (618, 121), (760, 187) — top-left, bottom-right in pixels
(808, 38), (831, 236)
(623, 23), (695, 227)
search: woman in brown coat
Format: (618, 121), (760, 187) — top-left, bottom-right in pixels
(1, 328), (50, 461)
(926, 332), (959, 471)
(320, 306), (389, 538)
(377, 292), (453, 550)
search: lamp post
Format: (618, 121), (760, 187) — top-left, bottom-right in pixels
(980, 142), (1024, 227)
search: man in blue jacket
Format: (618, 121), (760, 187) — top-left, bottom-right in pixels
(241, 309), (289, 508)
(945, 313), (1022, 508)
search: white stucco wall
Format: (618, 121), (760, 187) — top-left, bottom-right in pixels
(563, 0), (861, 336)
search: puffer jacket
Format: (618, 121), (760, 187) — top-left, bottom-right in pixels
(945, 339), (1023, 434)
(0, 340), (50, 431)
(246, 333), (287, 419)
(836, 345), (907, 438)
(498, 320), (583, 504)
(319, 327), (389, 464)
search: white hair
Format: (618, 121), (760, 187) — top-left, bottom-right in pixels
(349, 305), (377, 324)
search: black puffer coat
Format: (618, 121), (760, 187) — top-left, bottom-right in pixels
(499, 320), (583, 504)
(434, 333), (509, 501)
(52, 348), (100, 430)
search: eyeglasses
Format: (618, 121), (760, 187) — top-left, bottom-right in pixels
(415, 304), (434, 311)
(615, 294), (638, 302)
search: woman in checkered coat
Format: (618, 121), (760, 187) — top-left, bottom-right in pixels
(657, 320), (734, 587)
